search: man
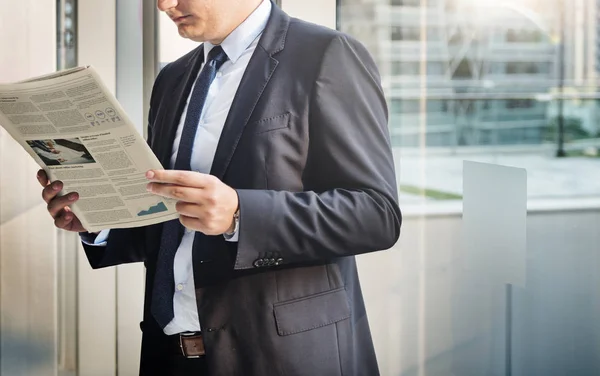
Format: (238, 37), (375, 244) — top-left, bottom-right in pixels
(37, 0), (401, 374)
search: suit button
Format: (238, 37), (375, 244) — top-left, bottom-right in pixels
(275, 258), (284, 266)
(253, 259), (264, 268)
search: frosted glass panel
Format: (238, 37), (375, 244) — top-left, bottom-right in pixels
(452, 161), (526, 376)
(463, 161), (527, 287)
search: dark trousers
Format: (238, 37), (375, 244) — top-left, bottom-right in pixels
(139, 329), (208, 376)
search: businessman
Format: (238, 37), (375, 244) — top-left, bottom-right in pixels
(38, 0), (401, 374)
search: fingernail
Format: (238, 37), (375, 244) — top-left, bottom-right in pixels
(146, 171), (155, 179)
(69, 193), (77, 201)
(53, 184), (61, 191)
(146, 183), (153, 192)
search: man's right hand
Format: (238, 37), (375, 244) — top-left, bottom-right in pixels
(37, 169), (87, 233)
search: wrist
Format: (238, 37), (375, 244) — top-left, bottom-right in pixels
(224, 208), (240, 236)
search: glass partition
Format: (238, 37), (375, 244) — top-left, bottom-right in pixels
(338, 0), (600, 375)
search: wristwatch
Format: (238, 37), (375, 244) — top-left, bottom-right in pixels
(224, 208), (240, 238)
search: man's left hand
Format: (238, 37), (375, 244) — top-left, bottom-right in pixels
(146, 170), (238, 236)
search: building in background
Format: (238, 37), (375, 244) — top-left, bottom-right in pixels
(339, 0), (600, 147)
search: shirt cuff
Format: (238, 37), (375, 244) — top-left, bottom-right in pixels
(80, 229), (110, 246)
(223, 218), (240, 242)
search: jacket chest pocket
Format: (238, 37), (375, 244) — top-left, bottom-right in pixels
(251, 112), (291, 134)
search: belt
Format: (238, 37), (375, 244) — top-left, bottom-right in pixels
(170, 332), (206, 358)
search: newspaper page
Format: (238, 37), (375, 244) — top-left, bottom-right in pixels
(0, 66), (178, 232)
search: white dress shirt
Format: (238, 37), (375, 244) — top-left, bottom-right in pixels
(87, 0), (272, 335)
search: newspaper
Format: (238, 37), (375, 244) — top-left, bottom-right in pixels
(0, 66), (178, 232)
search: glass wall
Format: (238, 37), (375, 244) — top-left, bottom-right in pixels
(338, 0), (600, 375)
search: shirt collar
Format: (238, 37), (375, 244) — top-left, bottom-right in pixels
(203, 0), (272, 64)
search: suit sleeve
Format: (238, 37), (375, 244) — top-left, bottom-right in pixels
(81, 64), (171, 269)
(82, 228), (147, 269)
(234, 35), (402, 270)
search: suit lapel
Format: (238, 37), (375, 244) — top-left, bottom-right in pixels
(210, 5), (290, 180)
(155, 46), (204, 169)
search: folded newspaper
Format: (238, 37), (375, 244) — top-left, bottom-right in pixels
(0, 66), (178, 232)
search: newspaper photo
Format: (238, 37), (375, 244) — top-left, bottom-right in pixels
(0, 66), (178, 232)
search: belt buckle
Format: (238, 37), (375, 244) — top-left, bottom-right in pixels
(179, 332), (202, 359)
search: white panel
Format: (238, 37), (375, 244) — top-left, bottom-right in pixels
(463, 161), (527, 286)
(77, 253), (116, 376)
(282, 0), (336, 29)
(116, 265), (145, 376)
(77, 2), (117, 376)
(114, 1), (148, 373)
(0, 0), (58, 375)
(78, 1), (117, 94)
(0, 205), (58, 376)
(116, 0), (144, 134)
(56, 231), (79, 376)
(452, 161), (527, 376)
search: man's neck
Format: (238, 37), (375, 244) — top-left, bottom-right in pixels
(209, 0), (264, 45)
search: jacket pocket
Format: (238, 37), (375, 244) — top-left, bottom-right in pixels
(273, 287), (351, 336)
(253, 112), (291, 134)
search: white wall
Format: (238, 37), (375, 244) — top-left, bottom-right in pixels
(283, 0), (336, 30)
(359, 209), (600, 376)
(0, 1), (58, 375)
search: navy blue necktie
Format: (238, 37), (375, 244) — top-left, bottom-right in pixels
(152, 46), (229, 329)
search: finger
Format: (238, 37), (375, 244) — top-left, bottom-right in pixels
(179, 215), (207, 233)
(42, 181), (63, 203)
(47, 192), (79, 218)
(175, 201), (206, 218)
(146, 183), (205, 202)
(180, 215), (221, 236)
(146, 169), (214, 188)
(54, 209), (75, 229)
(37, 170), (49, 187)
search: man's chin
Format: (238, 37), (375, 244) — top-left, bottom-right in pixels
(177, 26), (204, 42)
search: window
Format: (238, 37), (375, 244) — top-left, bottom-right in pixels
(505, 62), (548, 74)
(391, 0), (420, 6)
(453, 59), (472, 78)
(56, 0), (77, 69)
(505, 99), (535, 109)
(390, 99), (420, 113)
(428, 99), (449, 112)
(506, 29), (544, 43)
(391, 99), (449, 114)
(427, 62), (445, 75)
(391, 26), (420, 41)
(336, 0), (600, 372)
(392, 61), (420, 75)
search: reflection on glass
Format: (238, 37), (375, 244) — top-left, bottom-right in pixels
(339, 0), (600, 206)
(57, 0), (78, 70)
(339, 0), (599, 150)
(338, 1), (600, 376)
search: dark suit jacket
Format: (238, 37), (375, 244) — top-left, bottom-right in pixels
(82, 4), (401, 375)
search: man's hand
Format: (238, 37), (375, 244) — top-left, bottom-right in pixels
(146, 170), (238, 236)
(37, 169), (87, 233)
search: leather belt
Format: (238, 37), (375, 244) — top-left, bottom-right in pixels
(176, 332), (206, 358)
